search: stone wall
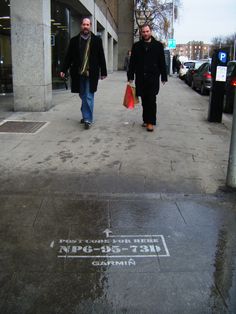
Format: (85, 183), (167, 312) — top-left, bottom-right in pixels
(117, 0), (134, 70)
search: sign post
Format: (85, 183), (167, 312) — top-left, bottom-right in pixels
(168, 39), (176, 76)
(226, 66), (236, 188)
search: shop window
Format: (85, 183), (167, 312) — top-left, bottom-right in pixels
(51, 0), (70, 89)
(0, 0), (12, 93)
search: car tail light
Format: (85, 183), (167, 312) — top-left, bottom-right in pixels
(203, 72), (212, 79)
(191, 70), (195, 74)
(230, 77), (236, 86)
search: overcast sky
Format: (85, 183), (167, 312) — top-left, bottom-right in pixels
(174, 0), (236, 44)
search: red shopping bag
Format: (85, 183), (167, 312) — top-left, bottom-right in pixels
(123, 84), (139, 109)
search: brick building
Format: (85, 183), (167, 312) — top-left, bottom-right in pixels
(174, 41), (211, 60)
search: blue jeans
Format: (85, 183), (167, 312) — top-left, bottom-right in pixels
(79, 76), (94, 123)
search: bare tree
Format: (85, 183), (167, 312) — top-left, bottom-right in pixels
(211, 33), (236, 60)
(134, 0), (181, 42)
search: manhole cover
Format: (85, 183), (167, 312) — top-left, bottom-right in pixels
(0, 121), (47, 133)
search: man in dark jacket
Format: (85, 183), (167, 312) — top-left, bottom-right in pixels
(128, 24), (167, 132)
(60, 18), (107, 129)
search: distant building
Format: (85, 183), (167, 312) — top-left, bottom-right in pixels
(174, 42), (211, 60)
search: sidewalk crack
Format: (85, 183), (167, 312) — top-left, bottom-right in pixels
(175, 201), (187, 224)
(32, 198), (45, 228)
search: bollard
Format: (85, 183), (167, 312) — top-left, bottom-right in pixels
(226, 88), (236, 188)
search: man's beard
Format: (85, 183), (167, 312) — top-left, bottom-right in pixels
(143, 35), (151, 41)
(82, 29), (90, 34)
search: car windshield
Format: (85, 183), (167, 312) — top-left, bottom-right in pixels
(184, 62), (195, 68)
(227, 63), (236, 76)
(195, 61), (205, 69)
(197, 62), (209, 73)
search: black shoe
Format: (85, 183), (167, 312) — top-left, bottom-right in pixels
(80, 118), (84, 124)
(146, 123), (154, 132)
(84, 122), (91, 130)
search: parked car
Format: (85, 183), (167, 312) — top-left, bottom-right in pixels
(191, 62), (212, 95)
(179, 60), (196, 80)
(224, 60), (236, 113)
(185, 60), (207, 86)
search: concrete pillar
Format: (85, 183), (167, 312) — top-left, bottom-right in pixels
(11, 0), (52, 111)
(107, 34), (113, 73)
(93, 18), (97, 34)
(101, 29), (108, 63)
(118, 0), (134, 70)
(113, 40), (118, 71)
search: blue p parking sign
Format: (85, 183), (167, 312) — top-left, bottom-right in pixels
(218, 51), (227, 64)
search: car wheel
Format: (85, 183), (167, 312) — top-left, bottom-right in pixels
(200, 84), (206, 95)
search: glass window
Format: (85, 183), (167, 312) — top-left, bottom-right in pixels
(0, 0), (12, 93)
(50, 0), (84, 89)
(227, 62), (236, 76)
(184, 62), (195, 68)
(51, 0), (70, 89)
(195, 61), (205, 69)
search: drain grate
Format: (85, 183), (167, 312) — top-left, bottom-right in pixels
(0, 121), (47, 133)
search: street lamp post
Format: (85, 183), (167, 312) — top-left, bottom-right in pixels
(226, 89), (236, 188)
(172, 0), (175, 38)
(169, 0), (175, 75)
(234, 34), (236, 59)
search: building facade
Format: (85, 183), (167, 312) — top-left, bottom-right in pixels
(0, 0), (133, 111)
(175, 41), (211, 60)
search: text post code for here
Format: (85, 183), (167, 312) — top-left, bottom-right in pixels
(57, 235), (170, 257)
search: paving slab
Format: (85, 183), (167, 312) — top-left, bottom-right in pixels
(0, 72), (233, 195)
(0, 193), (235, 313)
(0, 72), (236, 313)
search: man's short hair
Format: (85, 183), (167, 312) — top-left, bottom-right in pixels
(140, 24), (152, 31)
(81, 17), (92, 25)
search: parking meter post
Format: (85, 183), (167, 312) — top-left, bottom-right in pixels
(226, 90), (236, 188)
(208, 83), (225, 122)
(208, 49), (229, 123)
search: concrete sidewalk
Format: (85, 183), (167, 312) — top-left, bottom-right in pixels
(0, 72), (235, 313)
(0, 71), (234, 195)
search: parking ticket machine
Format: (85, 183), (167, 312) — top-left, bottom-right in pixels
(208, 49), (229, 122)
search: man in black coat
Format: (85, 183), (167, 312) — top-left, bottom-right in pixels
(128, 24), (167, 132)
(60, 18), (107, 129)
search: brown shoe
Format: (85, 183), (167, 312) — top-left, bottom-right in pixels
(146, 123), (154, 132)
